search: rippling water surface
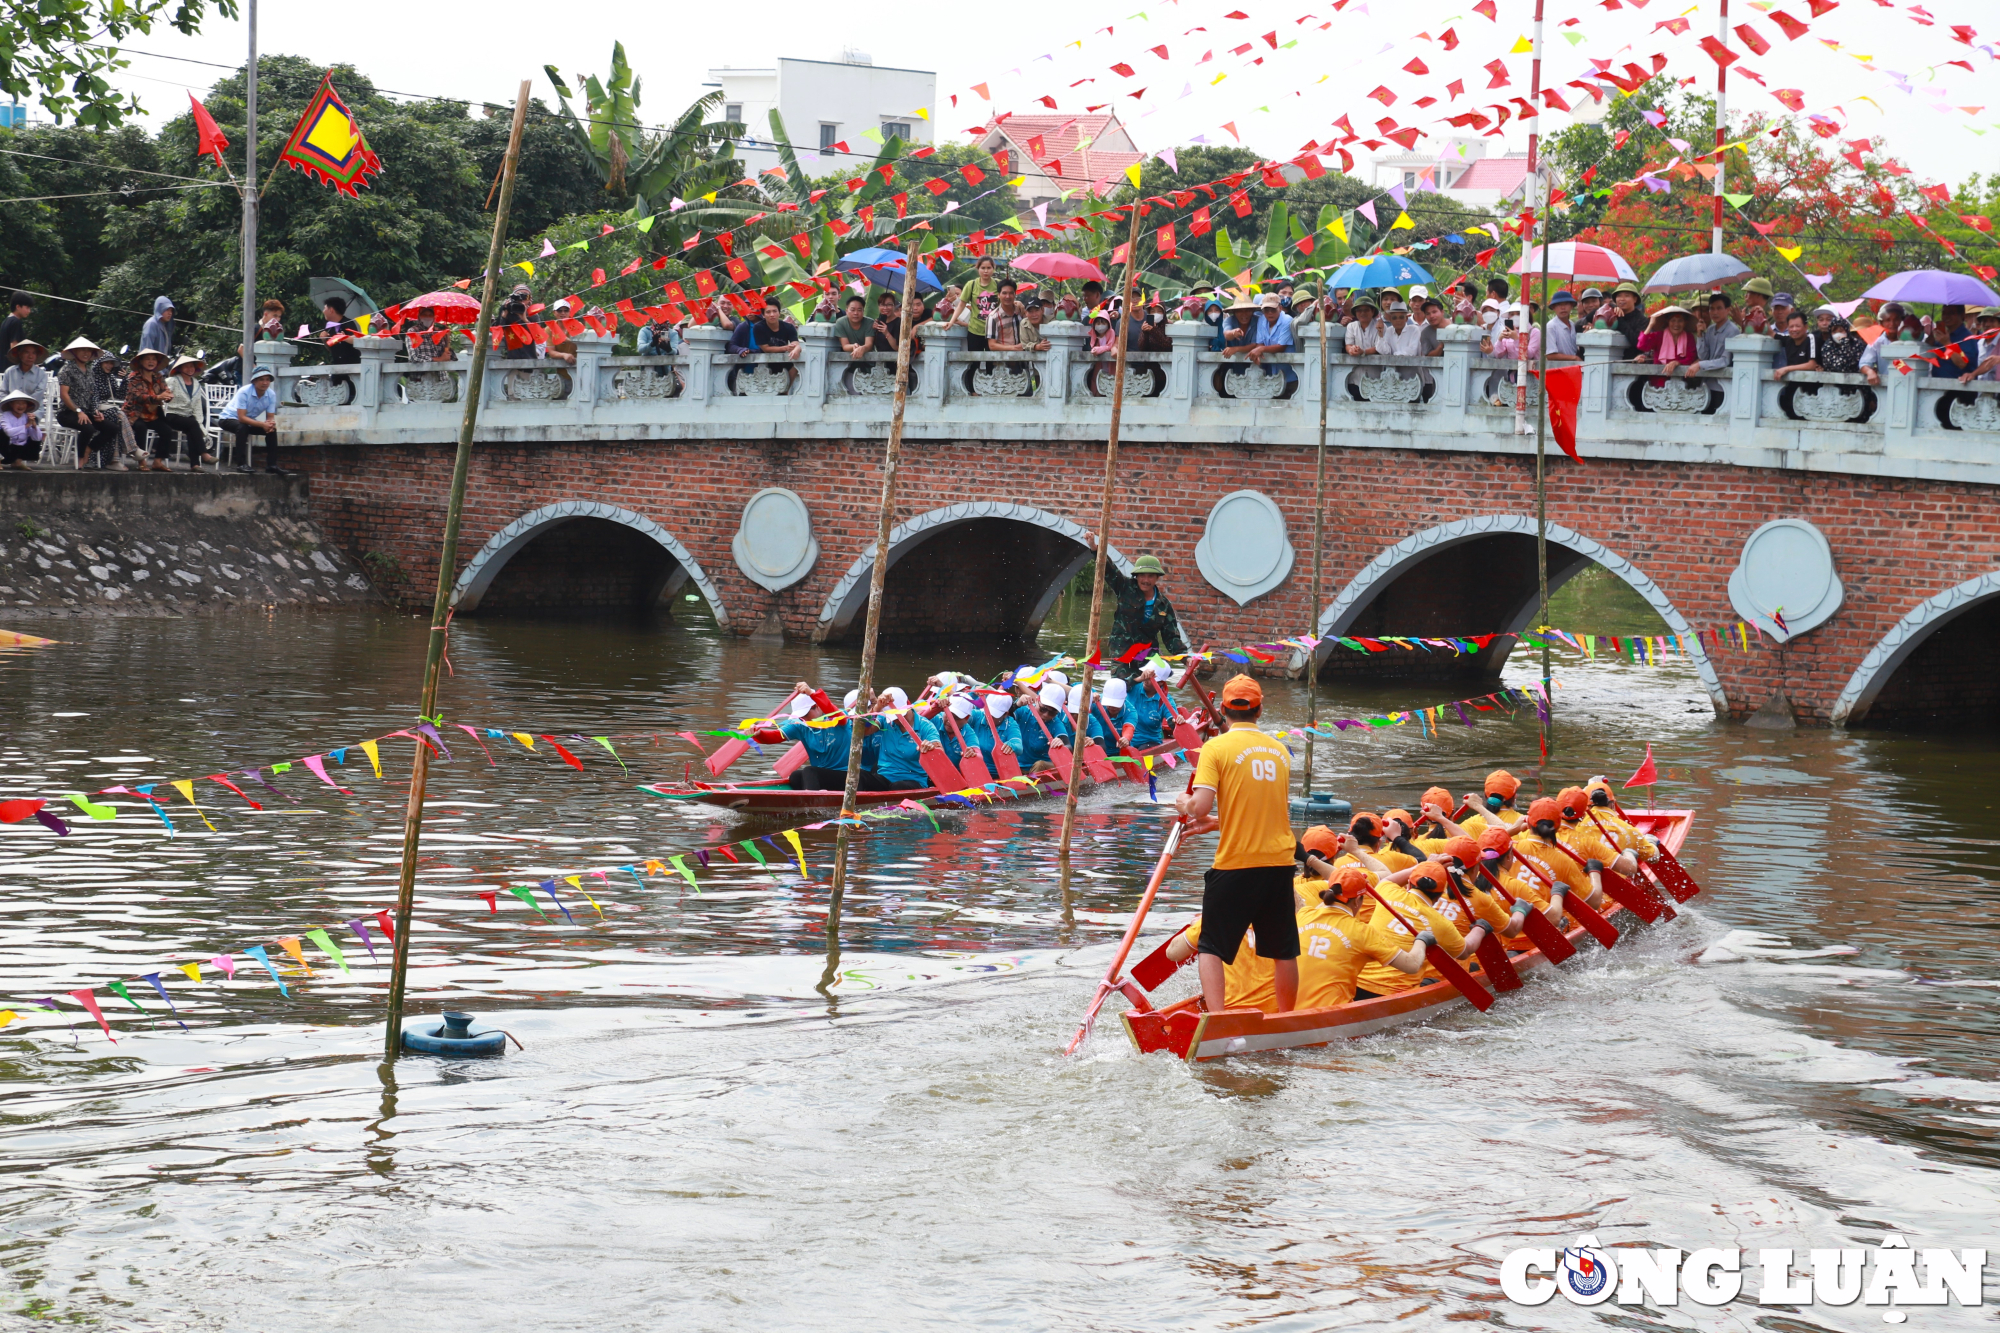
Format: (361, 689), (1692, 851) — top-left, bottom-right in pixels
(2, 607), (1996, 1329)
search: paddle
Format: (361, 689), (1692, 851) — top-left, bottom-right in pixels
(1065, 772), (1198, 1054)
(986, 703), (1025, 779)
(939, 710), (993, 786)
(1546, 835), (1672, 922)
(706, 686), (803, 776)
(1471, 859), (1579, 963)
(1585, 806), (1699, 903)
(1511, 849), (1621, 949)
(894, 713), (966, 793)
(773, 743), (810, 778)
(1147, 672), (1205, 754)
(1094, 701), (1144, 782)
(1440, 872), (1523, 992)
(1359, 883), (1494, 1012)
(1023, 702), (1083, 782)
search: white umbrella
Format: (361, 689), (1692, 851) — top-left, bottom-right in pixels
(1507, 242), (1638, 283)
(1643, 252), (1753, 293)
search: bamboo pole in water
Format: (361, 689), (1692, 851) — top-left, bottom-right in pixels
(1534, 187), (1555, 777)
(1302, 277), (1330, 796)
(1055, 201), (1144, 879)
(820, 236), (924, 994)
(383, 81), (531, 1061)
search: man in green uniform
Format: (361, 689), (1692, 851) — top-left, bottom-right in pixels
(1106, 554), (1188, 680)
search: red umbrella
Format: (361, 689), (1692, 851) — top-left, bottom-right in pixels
(390, 290), (485, 324)
(1012, 252), (1104, 282)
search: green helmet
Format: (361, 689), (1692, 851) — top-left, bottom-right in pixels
(1133, 554), (1166, 575)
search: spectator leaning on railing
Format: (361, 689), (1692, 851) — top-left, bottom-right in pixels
(1693, 293), (1739, 374)
(1542, 291), (1581, 363)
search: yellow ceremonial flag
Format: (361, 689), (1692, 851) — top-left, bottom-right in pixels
(1328, 216), (1348, 242)
(1392, 211), (1416, 230)
(355, 314), (372, 335)
(1125, 163), (1143, 187)
(782, 829), (808, 877)
(512, 733), (536, 750)
(179, 961), (202, 984)
(914, 106), (929, 121)
(0, 1010), (12, 1029)
(1510, 35), (1533, 52)
(360, 739), (381, 777)
(1775, 244), (1802, 261)
(515, 260), (534, 277)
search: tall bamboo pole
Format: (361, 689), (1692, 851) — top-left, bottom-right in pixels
(1534, 209), (1555, 776)
(1302, 277), (1330, 797)
(820, 237), (924, 994)
(1055, 202), (1145, 878)
(382, 81), (531, 1061)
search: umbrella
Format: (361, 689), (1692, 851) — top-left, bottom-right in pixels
(1508, 242), (1637, 282)
(308, 275), (381, 321)
(1642, 252), (1753, 293)
(1012, 252), (1104, 282)
(1860, 268), (2000, 307)
(394, 290), (484, 324)
(1327, 254), (1433, 290)
(836, 247), (943, 295)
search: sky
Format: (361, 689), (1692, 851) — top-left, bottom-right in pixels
(82, 0), (2000, 193)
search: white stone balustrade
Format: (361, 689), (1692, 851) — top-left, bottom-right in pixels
(256, 323), (2000, 487)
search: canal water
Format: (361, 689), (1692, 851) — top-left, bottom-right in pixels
(1, 604), (1996, 1329)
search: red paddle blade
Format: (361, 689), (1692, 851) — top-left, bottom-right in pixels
(1562, 891), (1621, 949)
(704, 736), (751, 776)
(1473, 930), (1524, 992)
(1131, 933), (1188, 991)
(1173, 720), (1204, 753)
(920, 747), (966, 792)
(1081, 741), (1118, 783)
(1597, 867), (1668, 923)
(773, 742), (809, 777)
(958, 750), (993, 786)
(1048, 739), (1082, 781)
(1513, 902), (1579, 963)
(1424, 944), (1495, 1012)
(1647, 845), (1702, 902)
(992, 745), (1023, 779)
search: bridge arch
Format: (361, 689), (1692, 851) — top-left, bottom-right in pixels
(1831, 570), (2000, 726)
(1317, 514), (1727, 711)
(451, 501), (730, 623)
(815, 502), (1131, 644)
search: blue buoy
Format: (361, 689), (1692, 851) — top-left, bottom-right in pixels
(401, 1010), (509, 1057)
(1287, 792), (1353, 825)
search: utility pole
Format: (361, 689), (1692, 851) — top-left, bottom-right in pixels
(239, 0), (258, 424)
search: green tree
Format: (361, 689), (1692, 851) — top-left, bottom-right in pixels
(52, 55), (600, 352)
(1, 0), (238, 127)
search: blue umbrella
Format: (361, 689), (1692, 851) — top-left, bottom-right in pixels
(1643, 251), (1752, 294)
(1326, 254), (1434, 290)
(836, 247), (944, 295)
(1861, 268), (2000, 307)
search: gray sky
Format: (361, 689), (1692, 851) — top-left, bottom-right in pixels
(96, 0), (2000, 199)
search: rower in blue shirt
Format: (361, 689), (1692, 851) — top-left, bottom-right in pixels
(776, 682), (852, 791)
(966, 692), (1023, 764)
(1064, 684), (1116, 748)
(935, 693), (979, 765)
(1013, 680), (1069, 768)
(1097, 676), (1139, 749)
(862, 691), (942, 791)
(1128, 661), (1177, 747)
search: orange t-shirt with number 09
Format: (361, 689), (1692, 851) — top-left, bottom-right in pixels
(1191, 725), (1295, 869)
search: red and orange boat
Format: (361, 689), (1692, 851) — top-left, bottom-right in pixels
(1117, 808), (1697, 1062)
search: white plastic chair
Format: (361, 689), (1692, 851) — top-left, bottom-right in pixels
(41, 380), (77, 468)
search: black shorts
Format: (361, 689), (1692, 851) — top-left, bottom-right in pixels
(965, 332), (990, 352)
(1197, 865), (1301, 964)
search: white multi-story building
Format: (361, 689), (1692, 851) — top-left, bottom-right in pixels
(1370, 137), (1529, 209)
(703, 52), (935, 175)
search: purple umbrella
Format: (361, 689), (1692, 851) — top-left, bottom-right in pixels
(1859, 269), (2000, 307)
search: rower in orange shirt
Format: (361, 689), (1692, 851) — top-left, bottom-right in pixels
(1583, 776), (1659, 865)
(1554, 786), (1634, 877)
(1459, 768), (1525, 838)
(1513, 796), (1605, 910)
(1355, 861), (1482, 997)
(1338, 811), (1417, 875)
(1292, 864), (1429, 1007)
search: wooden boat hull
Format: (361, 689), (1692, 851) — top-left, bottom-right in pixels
(686, 740), (1195, 813)
(1123, 809), (1695, 1062)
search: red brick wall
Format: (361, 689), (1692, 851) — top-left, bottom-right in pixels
(293, 439), (2000, 725)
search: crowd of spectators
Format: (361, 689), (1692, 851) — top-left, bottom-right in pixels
(3, 263), (1994, 472)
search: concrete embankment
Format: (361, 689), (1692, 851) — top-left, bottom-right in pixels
(0, 472), (378, 616)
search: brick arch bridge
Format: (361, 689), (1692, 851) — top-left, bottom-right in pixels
(300, 434), (1999, 726)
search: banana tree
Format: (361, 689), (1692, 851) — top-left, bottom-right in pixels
(543, 47), (753, 251)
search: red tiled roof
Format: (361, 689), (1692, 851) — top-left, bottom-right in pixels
(984, 114), (1142, 187)
(1449, 157), (1530, 193)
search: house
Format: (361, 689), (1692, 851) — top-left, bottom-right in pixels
(1370, 137), (1530, 210)
(977, 113), (1144, 208)
(702, 53), (935, 175)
